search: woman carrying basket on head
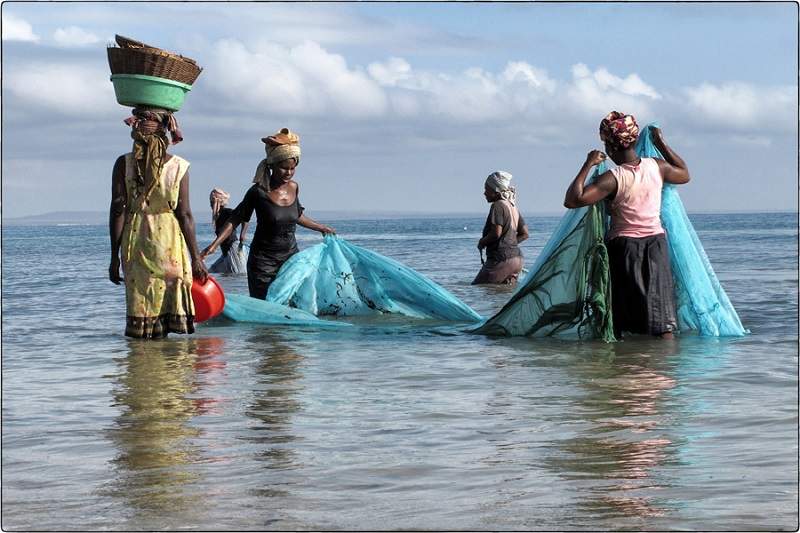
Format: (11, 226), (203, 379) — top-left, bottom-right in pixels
(201, 128), (335, 299)
(109, 107), (208, 338)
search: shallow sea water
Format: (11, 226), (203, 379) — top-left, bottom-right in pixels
(2, 212), (797, 530)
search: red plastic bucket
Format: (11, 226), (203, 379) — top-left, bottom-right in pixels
(191, 275), (225, 323)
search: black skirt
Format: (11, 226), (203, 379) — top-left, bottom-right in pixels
(247, 245), (298, 300)
(606, 233), (678, 336)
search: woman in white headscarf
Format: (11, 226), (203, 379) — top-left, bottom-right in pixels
(207, 188), (249, 274)
(472, 170), (529, 285)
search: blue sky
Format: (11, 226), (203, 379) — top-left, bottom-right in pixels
(2, 2), (797, 219)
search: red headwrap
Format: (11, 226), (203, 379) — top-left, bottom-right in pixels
(599, 111), (639, 150)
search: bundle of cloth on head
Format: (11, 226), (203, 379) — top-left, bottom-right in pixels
(252, 127), (301, 191)
(210, 188), (231, 224)
(485, 170), (517, 205)
(123, 107), (183, 196)
(599, 111), (640, 150)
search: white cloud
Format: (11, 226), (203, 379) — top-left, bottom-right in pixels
(368, 57), (412, 87)
(683, 82), (795, 130)
(5, 62), (117, 116)
(53, 26), (101, 47)
(364, 58), (559, 122)
(592, 67), (660, 99)
(205, 39), (387, 118)
(502, 62), (556, 92)
(2, 13), (39, 42)
(565, 63), (660, 118)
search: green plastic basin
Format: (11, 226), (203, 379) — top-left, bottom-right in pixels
(110, 74), (192, 111)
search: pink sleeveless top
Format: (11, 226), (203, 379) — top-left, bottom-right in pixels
(607, 157), (665, 240)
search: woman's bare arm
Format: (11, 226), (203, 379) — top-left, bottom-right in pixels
(109, 156), (126, 284)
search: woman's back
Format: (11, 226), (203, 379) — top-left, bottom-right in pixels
(483, 199), (524, 261)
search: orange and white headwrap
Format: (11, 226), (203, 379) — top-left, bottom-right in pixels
(599, 111), (639, 150)
(252, 128), (301, 191)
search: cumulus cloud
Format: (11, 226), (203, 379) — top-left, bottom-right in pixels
(2, 13), (39, 42)
(53, 26), (101, 47)
(207, 44), (660, 129)
(364, 58), (559, 122)
(5, 62), (117, 116)
(204, 39), (387, 118)
(502, 62), (556, 92)
(683, 82), (796, 130)
(564, 63), (661, 120)
(368, 57), (412, 87)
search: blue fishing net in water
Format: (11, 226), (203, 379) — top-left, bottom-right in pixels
(475, 122), (747, 339)
(222, 293), (352, 328)
(639, 123), (747, 336)
(267, 235), (484, 322)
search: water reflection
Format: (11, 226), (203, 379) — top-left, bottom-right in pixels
(242, 331), (306, 497)
(552, 339), (680, 520)
(103, 337), (226, 518)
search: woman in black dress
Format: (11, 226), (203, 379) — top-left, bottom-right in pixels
(201, 128), (335, 299)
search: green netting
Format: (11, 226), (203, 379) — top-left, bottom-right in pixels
(472, 162), (616, 341)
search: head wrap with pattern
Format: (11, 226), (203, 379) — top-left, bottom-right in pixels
(252, 128), (302, 191)
(599, 111), (640, 150)
(485, 170), (517, 205)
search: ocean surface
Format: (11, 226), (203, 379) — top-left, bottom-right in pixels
(2, 212), (798, 531)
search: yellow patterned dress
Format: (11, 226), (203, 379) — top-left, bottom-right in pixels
(121, 153), (195, 338)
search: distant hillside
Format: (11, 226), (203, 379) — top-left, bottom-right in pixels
(3, 211), (108, 226)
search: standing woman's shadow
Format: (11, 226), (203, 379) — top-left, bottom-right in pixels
(100, 336), (226, 526)
(545, 338), (682, 523)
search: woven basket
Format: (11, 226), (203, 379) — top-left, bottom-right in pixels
(107, 47), (202, 85)
(107, 35), (201, 85)
(115, 34), (152, 49)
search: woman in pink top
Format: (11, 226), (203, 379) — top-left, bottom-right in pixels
(563, 112), (690, 339)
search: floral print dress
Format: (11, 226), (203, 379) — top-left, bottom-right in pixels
(121, 153), (195, 338)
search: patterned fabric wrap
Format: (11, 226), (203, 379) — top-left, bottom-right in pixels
(485, 171), (517, 205)
(121, 153), (195, 338)
(599, 111), (640, 149)
(252, 128), (302, 191)
(123, 107), (183, 199)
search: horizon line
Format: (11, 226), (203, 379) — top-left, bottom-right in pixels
(3, 207), (798, 222)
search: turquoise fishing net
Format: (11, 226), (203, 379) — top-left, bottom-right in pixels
(639, 123), (747, 336)
(267, 235), (484, 322)
(222, 293), (352, 328)
(475, 122), (747, 339)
